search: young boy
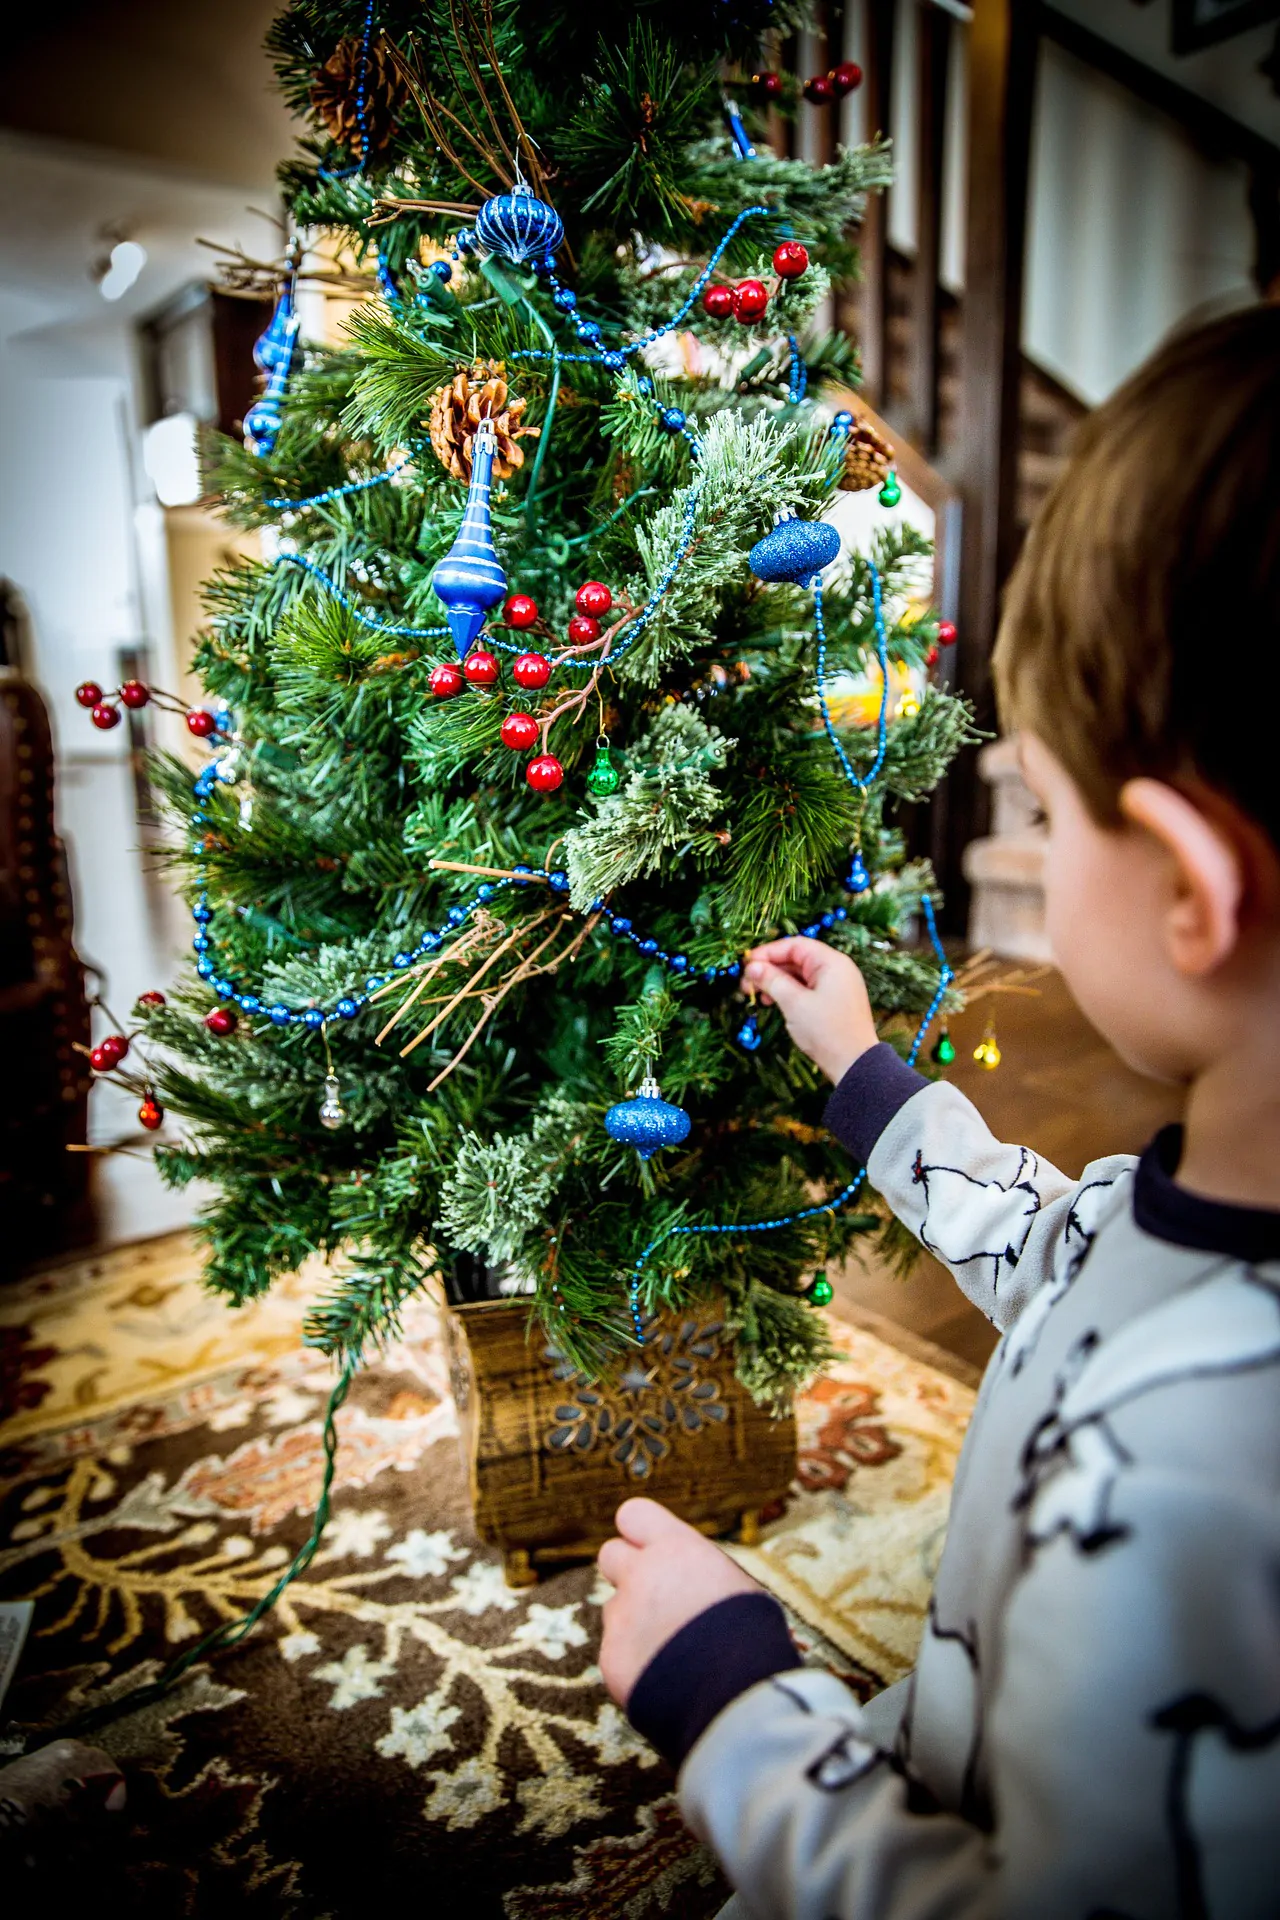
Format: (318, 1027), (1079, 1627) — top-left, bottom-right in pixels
(597, 305), (1280, 1917)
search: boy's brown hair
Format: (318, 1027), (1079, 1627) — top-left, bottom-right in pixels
(993, 304), (1280, 844)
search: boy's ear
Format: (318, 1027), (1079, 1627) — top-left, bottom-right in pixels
(1119, 779), (1243, 977)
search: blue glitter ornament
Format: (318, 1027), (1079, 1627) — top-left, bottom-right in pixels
(735, 1014), (763, 1052)
(604, 1075), (692, 1162)
(845, 851), (871, 894)
(474, 183), (564, 265)
(748, 511), (841, 586)
(430, 420), (508, 658)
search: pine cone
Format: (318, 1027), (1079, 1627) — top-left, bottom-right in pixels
(427, 361), (538, 483)
(839, 419), (895, 492)
(309, 33), (406, 158)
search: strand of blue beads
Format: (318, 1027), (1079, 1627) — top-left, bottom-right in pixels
(276, 552), (450, 640)
(185, 832), (753, 1029)
(316, 0), (377, 182)
(624, 890), (952, 1338)
(814, 564), (891, 797)
(262, 458), (408, 514)
(786, 333), (808, 405)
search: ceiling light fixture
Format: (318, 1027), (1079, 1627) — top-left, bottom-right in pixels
(98, 238), (147, 302)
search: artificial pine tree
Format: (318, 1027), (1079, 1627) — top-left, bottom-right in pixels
(131, 0), (974, 1406)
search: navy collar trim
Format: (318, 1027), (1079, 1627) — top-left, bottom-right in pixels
(1133, 1126), (1280, 1265)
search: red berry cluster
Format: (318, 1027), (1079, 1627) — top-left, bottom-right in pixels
(750, 63), (862, 104)
(428, 581), (616, 797)
(75, 678), (218, 738)
(701, 244), (811, 328)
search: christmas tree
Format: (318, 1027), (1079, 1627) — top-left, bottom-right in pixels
(123, 0), (973, 1405)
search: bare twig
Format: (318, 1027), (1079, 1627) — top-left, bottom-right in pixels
(425, 916), (566, 1092)
(397, 911), (553, 1056)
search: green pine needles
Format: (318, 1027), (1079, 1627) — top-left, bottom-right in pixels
(146, 0), (976, 1403)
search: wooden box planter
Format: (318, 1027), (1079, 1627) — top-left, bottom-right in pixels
(447, 1296), (798, 1587)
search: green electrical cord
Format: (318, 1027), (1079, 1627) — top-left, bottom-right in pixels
(25, 1357), (358, 1749)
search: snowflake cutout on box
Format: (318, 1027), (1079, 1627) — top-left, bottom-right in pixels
(543, 1316), (729, 1478)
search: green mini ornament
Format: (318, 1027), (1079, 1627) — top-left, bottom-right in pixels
(878, 469), (902, 509)
(931, 1030), (956, 1066)
(586, 739), (620, 796)
(806, 1271), (834, 1307)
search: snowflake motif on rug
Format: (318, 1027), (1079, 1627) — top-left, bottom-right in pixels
(543, 1316), (729, 1476)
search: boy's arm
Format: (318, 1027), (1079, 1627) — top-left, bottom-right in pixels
(824, 1044), (1134, 1333)
(675, 1471), (1280, 1919)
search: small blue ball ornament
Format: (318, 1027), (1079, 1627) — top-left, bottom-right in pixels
(748, 511), (841, 587)
(474, 184), (564, 265)
(736, 1014), (763, 1052)
(605, 1075), (692, 1162)
(845, 851), (871, 894)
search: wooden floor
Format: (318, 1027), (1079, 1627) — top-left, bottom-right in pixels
(830, 968), (1184, 1380)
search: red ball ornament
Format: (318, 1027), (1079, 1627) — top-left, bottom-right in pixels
(752, 71), (783, 98)
(831, 61), (863, 95)
(91, 702), (121, 730)
(567, 614), (600, 646)
(98, 1033), (129, 1067)
(120, 680), (150, 709)
(803, 74), (835, 104)
(526, 753), (564, 794)
(926, 645), (940, 668)
(186, 708), (216, 738)
(463, 648), (500, 686)
(204, 1006), (237, 1036)
(731, 279), (770, 324)
(575, 580), (613, 618)
(701, 283), (734, 319)
(503, 593), (539, 630)
(430, 662), (465, 699)
(138, 1097), (164, 1131)
(75, 680), (103, 709)
(773, 242), (810, 280)
(937, 620), (958, 648)
(512, 651), (551, 690)
(137, 990), (166, 1010)
(500, 711), (540, 752)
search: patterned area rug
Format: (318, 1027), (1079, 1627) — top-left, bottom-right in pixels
(0, 1236), (974, 1916)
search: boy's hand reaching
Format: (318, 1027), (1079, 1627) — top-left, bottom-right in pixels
(597, 1498), (760, 1706)
(743, 937), (878, 1084)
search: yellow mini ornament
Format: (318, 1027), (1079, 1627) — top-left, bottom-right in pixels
(973, 1020), (1002, 1071)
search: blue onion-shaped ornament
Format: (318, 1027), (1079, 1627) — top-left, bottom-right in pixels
(748, 510), (841, 586)
(845, 851), (871, 894)
(474, 183), (564, 266)
(604, 1075), (692, 1162)
(430, 420), (508, 658)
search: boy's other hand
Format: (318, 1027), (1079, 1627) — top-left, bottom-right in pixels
(597, 1497), (759, 1707)
(743, 937), (878, 1084)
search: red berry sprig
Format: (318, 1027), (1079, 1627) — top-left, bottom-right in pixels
(500, 711), (539, 751)
(512, 652), (551, 691)
(567, 614), (600, 646)
(90, 1033), (130, 1072)
(503, 593), (539, 629)
(575, 580), (612, 618)
(937, 620), (958, 648)
(463, 648), (499, 686)
(430, 662), (465, 699)
(75, 677), (220, 738)
(204, 1006), (238, 1036)
(731, 278), (770, 324)
(526, 753), (564, 793)
(773, 242), (809, 279)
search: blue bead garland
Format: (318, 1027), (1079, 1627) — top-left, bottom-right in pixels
(262, 459), (408, 514)
(277, 553), (449, 640)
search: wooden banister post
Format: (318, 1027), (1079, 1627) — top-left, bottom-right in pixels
(933, 0), (1039, 933)
(911, 0), (952, 455)
(859, 0), (897, 409)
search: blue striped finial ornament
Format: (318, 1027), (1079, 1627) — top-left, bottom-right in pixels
(748, 511), (842, 586)
(722, 93), (756, 158)
(430, 420), (508, 658)
(245, 242), (301, 457)
(605, 1075), (692, 1162)
(253, 240), (301, 373)
(474, 183), (564, 266)
(244, 356), (292, 458)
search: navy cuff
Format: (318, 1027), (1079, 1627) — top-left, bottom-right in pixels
(626, 1592), (802, 1769)
(824, 1042), (930, 1168)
